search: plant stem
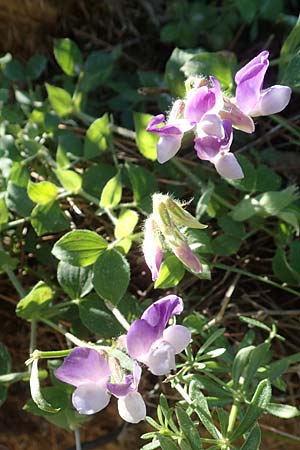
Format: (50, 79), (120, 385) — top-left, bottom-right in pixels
(40, 319), (87, 347)
(35, 349), (73, 359)
(214, 262), (300, 297)
(79, 189), (99, 206)
(0, 370), (48, 385)
(105, 301), (130, 331)
(74, 428), (82, 450)
(2, 217), (28, 230)
(227, 402), (239, 435)
(0, 241), (26, 298)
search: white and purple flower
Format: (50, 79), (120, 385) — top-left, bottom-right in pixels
(107, 363), (146, 423)
(126, 295), (191, 376)
(55, 347), (111, 415)
(235, 50), (291, 117)
(146, 51), (291, 179)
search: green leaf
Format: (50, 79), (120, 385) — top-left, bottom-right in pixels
(115, 209), (139, 238)
(230, 379), (272, 440)
(272, 246), (300, 285)
(265, 403), (300, 419)
(24, 386), (87, 430)
(57, 261), (93, 299)
(154, 255), (185, 289)
(182, 51), (236, 90)
(54, 38), (82, 76)
(30, 359), (59, 413)
(78, 294), (123, 338)
(258, 186), (299, 216)
(0, 250), (17, 269)
(240, 425), (261, 450)
(232, 346), (255, 387)
(46, 84), (73, 117)
(126, 163), (158, 213)
(189, 379), (220, 439)
(279, 15), (300, 82)
(82, 163), (117, 198)
(133, 112), (158, 161)
(99, 172), (122, 209)
(239, 316), (271, 332)
(0, 343), (11, 407)
(212, 234), (241, 256)
(244, 343), (270, 388)
(230, 197), (260, 222)
(0, 196), (8, 227)
(30, 201), (70, 236)
(16, 281), (53, 320)
(56, 132), (83, 168)
(52, 230), (108, 267)
(165, 47), (201, 97)
(55, 169), (82, 193)
(79, 49), (119, 92)
(234, 0), (257, 23)
(28, 181), (59, 205)
(3, 58), (26, 81)
(93, 249), (130, 305)
(158, 436), (178, 450)
(6, 181), (34, 217)
(26, 54), (47, 80)
(176, 407), (203, 450)
(83, 114), (110, 159)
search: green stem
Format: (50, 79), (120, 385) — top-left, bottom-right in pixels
(0, 370), (48, 385)
(214, 262), (300, 296)
(2, 217), (28, 230)
(79, 189), (99, 206)
(227, 402), (239, 435)
(35, 349), (73, 359)
(105, 301), (130, 331)
(40, 319), (87, 347)
(171, 158), (233, 209)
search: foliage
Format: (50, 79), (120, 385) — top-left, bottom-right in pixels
(1, 3), (300, 449)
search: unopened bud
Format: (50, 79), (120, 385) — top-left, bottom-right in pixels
(169, 238), (202, 273)
(165, 197), (207, 229)
(143, 215), (163, 281)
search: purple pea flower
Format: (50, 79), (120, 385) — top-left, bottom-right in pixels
(235, 50), (291, 117)
(126, 296), (191, 376)
(142, 215), (163, 281)
(195, 120), (243, 179)
(146, 99), (194, 163)
(184, 77), (223, 124)
(54, 347), (111, 415)
(107, 363), (146, 423)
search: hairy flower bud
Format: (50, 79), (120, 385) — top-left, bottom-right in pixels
(142, 215), (163, 281)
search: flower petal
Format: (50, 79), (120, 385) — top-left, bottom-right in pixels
(117, 392), (146, 423)
(235, 51), (269, 84)
(72, 382), (110, 415)
(163, 325), (191, 354)
(235, 51), (269, 114)
(185, 86), (216, 123)
(220, 98), (255, 133)
(146, 342), (176, 376)
(147, 114), (183, 136)
(252, 85), (292, 116)
(171, 240), (202, 273)
(126, 319), (158, 360)
(157, 135), (182, 163)
(194, 136), (222, 161)
(141, 295), (183, 331)
(213, 153), (244, 179)
(54, 347), (110, 387)
(107, 377), (134, 398)
(143, 215), (163, 281)
(198, 113), (225, 139)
